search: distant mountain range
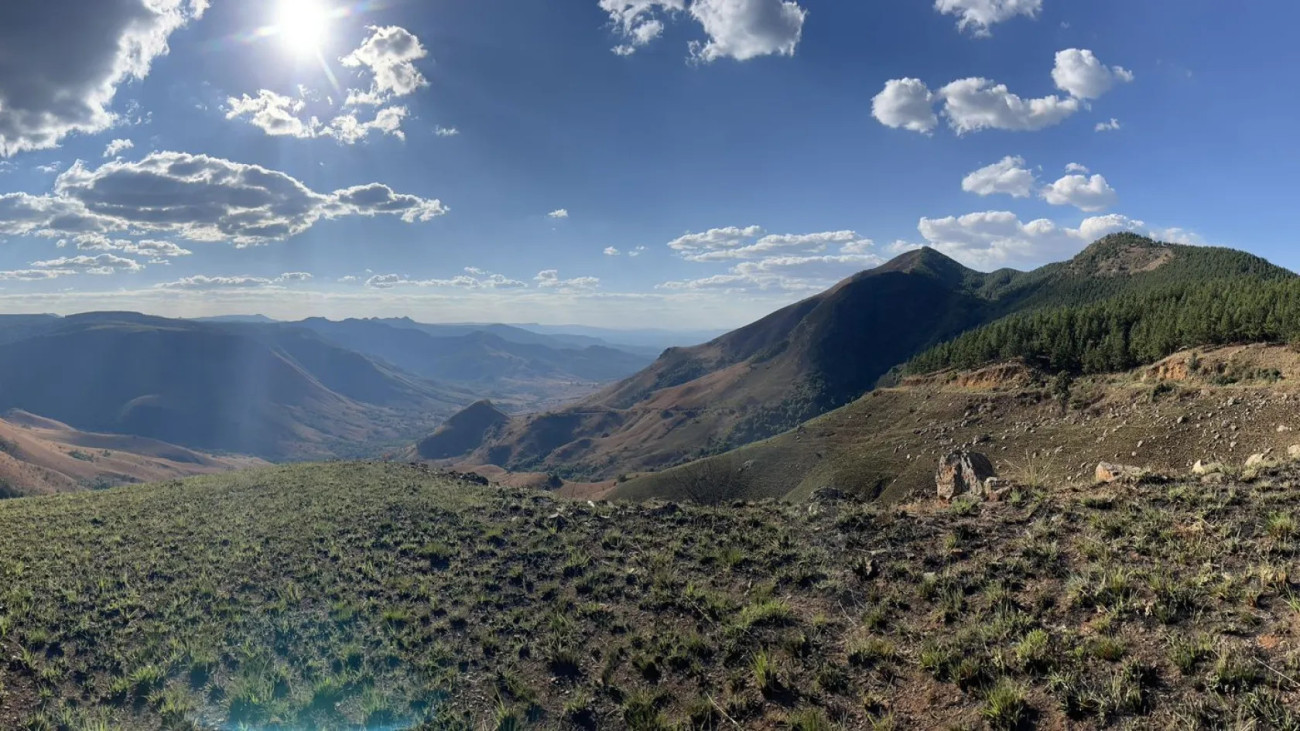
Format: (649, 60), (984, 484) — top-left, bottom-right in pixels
(0, 313), (660, 466)
(449, 234), (1294, 479)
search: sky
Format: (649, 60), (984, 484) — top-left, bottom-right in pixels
(0, 0), (1297, 329)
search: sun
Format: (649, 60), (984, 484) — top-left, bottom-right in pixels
(276, 0), (331, 56)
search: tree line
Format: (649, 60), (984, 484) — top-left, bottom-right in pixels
(905, 278), (1300, 376)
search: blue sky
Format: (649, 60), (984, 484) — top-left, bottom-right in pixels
(0, 0), (1297, 328)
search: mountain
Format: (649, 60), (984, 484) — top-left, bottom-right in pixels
(0, 409), (264, 498)
(0, 313), (469, 460)
(447, 235), (1294, 479)
(289, 318), (653, 401)
(613, 343), (1300, 503)
(413, 400), (509, 460)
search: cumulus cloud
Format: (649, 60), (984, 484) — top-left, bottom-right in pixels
(434, 126), (460, 137)
(226, 90), (409, 144)
(0, 0), (207, 157)
(940, 78), (1081, 133)
(0, 269), (74, 281)
(1064, 162), (1089, 173)
(342, 26), (430, 106)
(962, 156), (1037, 197)
(227, 26), (426, 144)
(1052, 49), (1134, 100)
(548, 209), (570, 219)
(628, 245), (647, 257)
(59, 233), (193, 258)
(661, 226), (882, 291)
(0, 151), (446, 246)
(1041, 173), (1118, 211)
(916, 210), (1192, 269)
(604, 246), (621, 256)
(872, 79), (937, 134)
(103, 139), (135, 159)
(154, 272), (314, 290)
(1095, 117), (1121, 132)
(875, 49), (1131, 135)
(30, 253), (144, 275)
(934, 0), (1041, 36)
(365, 268), (528, 290)
(600, 0), (806, 62)
(535, 269), (600, 290)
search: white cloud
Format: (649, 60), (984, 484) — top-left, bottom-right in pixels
(0, 151), (446, 246)
(548, 209), (570, 219)
(934, 0), (1041, 37)
(876, 49), (1131, 135)
(599, 0), (806, 62)
(155, 272), (314, 290)
(628, 245), (647, 257)
(661, 226), (881, 291)
(36, 162), (63, 174)
(60, 234), (192, 258)
(688, 0), (808, 62)
(535, 269), (601, 290)
(940, 78), (1081, 133)
(226, 91), (315, 138)
(435, 126), (460, 137)
(365, 268), (529, 290)
(0, 269), (74, 281)
(228, 27), (427, 144)
(604, 246), (621, 256)
(30, 253), (143, 275)
(872, 79), (938, 134)
(1095, 117), (1121, 132)
(102, 139), (135, 159)
(961, 156), (1037, 197)
(916, 210), (1192, 269)
(0, 0), (207, 157)
(1041, 173), (1118, 211)
(1064, 162), (1089, 173)
(1052, 49), (1134, 100)
(341, 26), (429, 106)
(226, 89), (409, 144)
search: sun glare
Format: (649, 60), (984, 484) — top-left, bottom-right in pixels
(276, 0), (331, 56)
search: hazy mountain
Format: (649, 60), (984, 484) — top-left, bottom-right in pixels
(0, 313), (469, 460)
(290, 318), (653, 389)
(450, 235), (1294, 479)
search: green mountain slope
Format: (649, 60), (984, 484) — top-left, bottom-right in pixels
(451, 235), (1293, 479)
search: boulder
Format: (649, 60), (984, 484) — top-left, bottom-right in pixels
(1096, 462), (1144, 484)
(1246, 453), (1270, 469)
(936, 451), (997, 501)
(1289, 444), (1300, 460)
(1192, 460), (1224, 476)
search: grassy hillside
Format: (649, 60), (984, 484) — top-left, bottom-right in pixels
(2, 462), (1299, 728)
(0, 410), (263, 497)
(458, 236), (1294, 481)
(615, 344), (1300, 504)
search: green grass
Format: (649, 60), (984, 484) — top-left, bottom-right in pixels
(2, 461), (1300, 728)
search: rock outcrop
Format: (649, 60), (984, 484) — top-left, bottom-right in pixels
(1096, 462), (1145, 484)
(936, 451), (996, 501)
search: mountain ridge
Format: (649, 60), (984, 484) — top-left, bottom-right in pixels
(446, 236), (1295, 479)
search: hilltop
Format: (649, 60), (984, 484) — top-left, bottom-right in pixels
(1, 462), (1298, 728)
(446, 236), (1293, 480)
